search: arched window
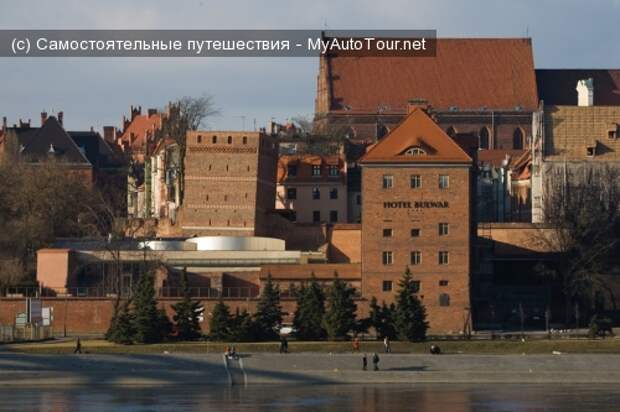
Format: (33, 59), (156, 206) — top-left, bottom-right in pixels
(513, 128), (524, 150)
(479, 127), (490, 150)
(404, 146), (426, 156)
(377, 123), (389, 139)
(446, 126), (456, 138)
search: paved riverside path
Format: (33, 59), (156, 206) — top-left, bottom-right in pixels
(1, 352), (620, 386)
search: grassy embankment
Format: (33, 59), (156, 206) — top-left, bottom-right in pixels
(5, 337), (620, 355)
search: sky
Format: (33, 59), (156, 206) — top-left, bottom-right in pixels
(2, 0), (620, 132)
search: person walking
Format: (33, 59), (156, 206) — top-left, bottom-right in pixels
(372, 352), (380, 371)
(362, 353), (368, 371)
(383, 336), (391, 353)
(279, 336), (288, 354)
(73, 337), (82, 354)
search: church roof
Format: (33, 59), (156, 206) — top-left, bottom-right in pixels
(323, 38), (538, 113)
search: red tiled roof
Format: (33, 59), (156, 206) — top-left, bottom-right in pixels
(536, 69), (620, 106)
(277, 154), (345, 183)
(478, 149), (526, 168)
(326, 38), (538, 113)
(118, 113), (162, 151)
(360, 108), (472, 164)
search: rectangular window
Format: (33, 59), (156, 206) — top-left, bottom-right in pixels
(410, 251), (421, 265)
(439, 251), (449, 265)
(328, 165), (340, 176)
(287, 188), (297, 200)
(439, 280), (449, 287)
(411, 228), (421, 238)
(329, 210), (338, 223)
(439, 293), (450, 307)
(329, 188), (338, 199)
(312, 165), (321, 177)
(410, 175), (421, 188)
(382, 280), (393, 292)
(382, 175), (393, 189)
(287, 165), (297, 177)
(383, 228), (393, 237)
(312, 210), (321, 223)
(312, 187), (320, 200)
(439, 175), (450, 189)
(439, 223), (449, 236)
(382, 251), (393, 265)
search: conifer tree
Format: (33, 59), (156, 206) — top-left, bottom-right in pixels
(293, 274), (326, 340)
(209, 300), (231, 341)
(105, 299), (135, 344)
(172, 269), (203, 340)
(229, 308), (255, 342)
(394, 266), (429, 341)
(322, 273), (357, 340)
(254, 273), (283, 340)
(133, 270), (163, 343)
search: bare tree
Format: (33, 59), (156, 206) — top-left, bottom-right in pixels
(156, 95), (219, 204)
(536, 165), (620, 325)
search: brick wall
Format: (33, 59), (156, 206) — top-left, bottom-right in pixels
(361, 165), (472, 334)
(180, 131), (277, 236)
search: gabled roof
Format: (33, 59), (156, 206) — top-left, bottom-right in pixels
(68, 130), (123, 168)
(536, 69), (620, 106)
(11, 116), (91, 165)
(360, 108), (472, 164)
(324, 38), (538, 113)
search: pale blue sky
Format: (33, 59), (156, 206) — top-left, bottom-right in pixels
(2, 0), (620, 131)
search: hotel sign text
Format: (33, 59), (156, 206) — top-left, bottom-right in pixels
(383, 201), (449, 209)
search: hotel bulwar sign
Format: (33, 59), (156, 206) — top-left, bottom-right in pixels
(383, 200), (449, 209)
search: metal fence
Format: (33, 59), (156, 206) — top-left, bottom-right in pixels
(0, 325), (53, 343)
(0, 286), (260, 299)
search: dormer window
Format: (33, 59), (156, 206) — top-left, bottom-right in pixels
(404, 146), (426, 156)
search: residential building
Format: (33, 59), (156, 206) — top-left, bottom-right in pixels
(276, 153), (348, 224)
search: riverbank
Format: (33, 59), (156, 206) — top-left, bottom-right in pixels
(4, 337), (620, 355)
(1, 352), (620, 386)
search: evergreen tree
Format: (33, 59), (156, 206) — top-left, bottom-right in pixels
(172, 269), (203, 340)
(105, 299), (135, 344)
(322, 273), (357, 340)
(254, 273), (283, 340)
(379, 302), (397, 340)
(133, 270), (163, 343)
(209, 300), (231, 341)
(394, 267), (429, 341)
(368, 296), (382, 336)
(157, 309), (173, 340)
(229, 308), (255, 342)
(293, 275), (326, 340)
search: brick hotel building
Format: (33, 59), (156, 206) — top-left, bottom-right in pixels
(360, 107), (473, 333)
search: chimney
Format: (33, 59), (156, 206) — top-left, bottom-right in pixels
(576, 78), (594, 107)
(103, 126), (116, 143)
(147, 108), (157, 117)
(2, 116), (6, 130)
(41, 111), (48, 126)
(407, 98), (430, 114)
(58, 111), (64, 126)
